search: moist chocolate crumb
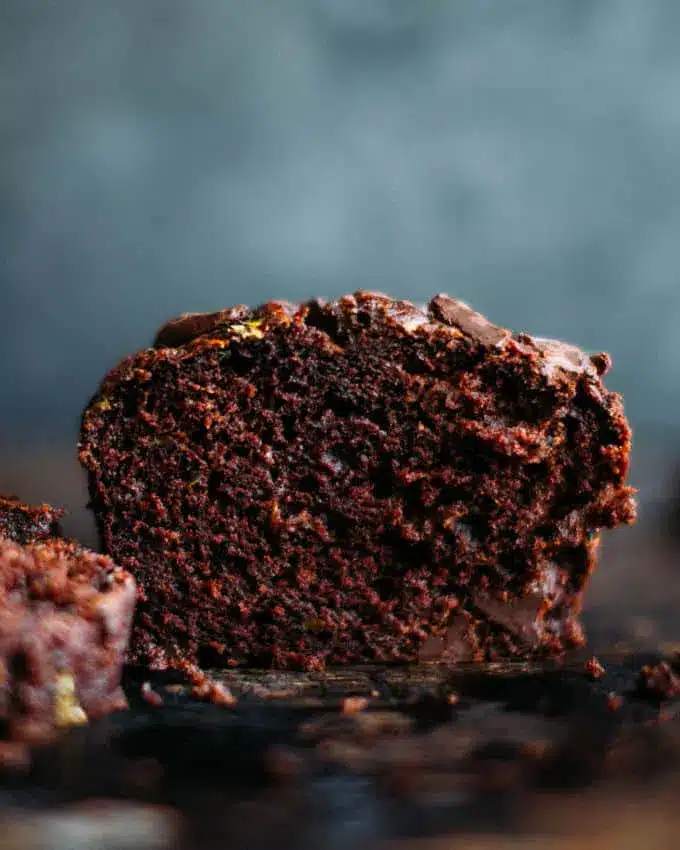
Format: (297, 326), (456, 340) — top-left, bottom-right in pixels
(79, 290), (635, 671)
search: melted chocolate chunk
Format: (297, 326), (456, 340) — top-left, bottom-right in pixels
(428, 294), (510, 346)
(153, 308), (250, 348)
(418, 613), (480, 663)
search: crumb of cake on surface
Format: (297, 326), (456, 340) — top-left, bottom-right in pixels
(584, 656), (606, 679)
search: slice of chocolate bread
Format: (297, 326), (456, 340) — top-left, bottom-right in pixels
(79, 292), (635, 670)
(0, 495), (64, 545)
(0, 538), (136, 748)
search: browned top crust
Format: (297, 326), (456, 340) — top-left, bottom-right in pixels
(150, 291), (609, 380)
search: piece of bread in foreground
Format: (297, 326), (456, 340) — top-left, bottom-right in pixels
(79, 291), (635, 670)
(0, 538), (136, 748)
(0, 495), (64, 545)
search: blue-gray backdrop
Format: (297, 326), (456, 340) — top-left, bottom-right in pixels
(2, 0), (680, 472)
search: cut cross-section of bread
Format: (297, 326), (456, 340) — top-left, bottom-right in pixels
(79, 292), (635, 670)
(0, 538), (136, 748)
(0, 495), (64, 546)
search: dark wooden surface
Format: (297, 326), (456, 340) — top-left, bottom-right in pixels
(2, 654), (680, 849)
(2, 447), (680, 847)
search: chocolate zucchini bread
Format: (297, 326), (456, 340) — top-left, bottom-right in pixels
(79, 292), (635, 670)
(0, 537), (136, 748)
(0, 495), (64, 545)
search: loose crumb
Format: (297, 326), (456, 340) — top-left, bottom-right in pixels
(342, 696), (369, 714)
(190, 680), (237, 707)
(141, 682), (164, 708)
(637, 661), (680, 701)
(171, 656), (237, 706)
(606, 692), (623, 712)
(584, 656), (606, 680)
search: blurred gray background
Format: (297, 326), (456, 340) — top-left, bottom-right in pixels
(2, 0), (680, 637)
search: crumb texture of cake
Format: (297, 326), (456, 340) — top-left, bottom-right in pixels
(0, 538), (136, 746)
(79, 291), (635, 670)
(0, 495), (64, 545)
